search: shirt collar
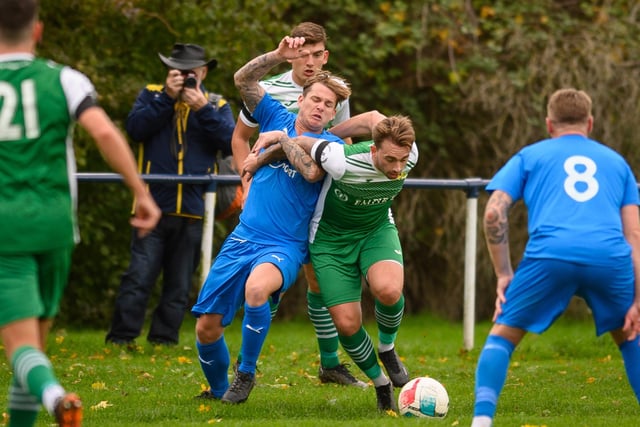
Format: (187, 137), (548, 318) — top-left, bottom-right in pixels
(0, 52), (35, 62)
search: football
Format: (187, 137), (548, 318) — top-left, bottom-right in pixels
(397, 376), (449, 418)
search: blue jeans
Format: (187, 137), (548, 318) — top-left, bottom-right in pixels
(106, 215), (202, 344)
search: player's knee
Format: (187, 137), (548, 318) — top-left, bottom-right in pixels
(195, 316), (223, 344)
(375, 284), (403, 306)
(332, 314), (360, 336)
(336, 321), (360, 336)
(245, 285), (270, 306)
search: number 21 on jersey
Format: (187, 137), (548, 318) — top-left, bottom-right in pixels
(0, 80), (40, 140)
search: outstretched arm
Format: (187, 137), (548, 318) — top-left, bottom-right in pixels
(242, 145), (287, 179)
(329, 110), (386, 140)
(234, 36), (309, 112)
(240, 130), (287, 178)
(279, 134), (325, 182)
(241, 131), (322, 182)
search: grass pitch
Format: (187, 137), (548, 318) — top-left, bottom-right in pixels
(1, 313), (638, 426)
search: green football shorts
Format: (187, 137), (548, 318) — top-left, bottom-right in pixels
(0, 246), (74, 326)
(310, 221), (403, 307)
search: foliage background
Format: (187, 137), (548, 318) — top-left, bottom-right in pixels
(37, 0), (640, 327)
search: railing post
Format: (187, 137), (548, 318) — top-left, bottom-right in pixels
(463, 178), (482, 350)
(200, 177), (217, 289)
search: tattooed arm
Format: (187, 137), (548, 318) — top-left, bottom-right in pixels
(241, 131), (324, 183)
(483, 189), (514, 320)
(234, 36), (309, 112)
(279, 134), (325, 183)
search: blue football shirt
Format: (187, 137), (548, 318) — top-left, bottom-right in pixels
(487, 134), (639, 264)
(233, 93), (342, 251)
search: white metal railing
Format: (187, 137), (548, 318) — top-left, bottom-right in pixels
(76, 173), (489, 350)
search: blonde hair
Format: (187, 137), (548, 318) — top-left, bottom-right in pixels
(547, 88), (592, 126)
(373, 115), (415, 148)
(302, 71), (351, 105)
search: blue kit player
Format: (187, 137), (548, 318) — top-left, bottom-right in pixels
(471, 88), (640, 426)
(191, 35), (351, 404)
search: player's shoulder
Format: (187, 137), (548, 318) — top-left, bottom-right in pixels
(321, 132), (346, 143)
(37, 57), (64, 71)
(409, 141), (419, 162)
(262, 70), (292, 83)
(344, 140), (374, 154)
(260, 70), (295, 89)
(40, 58), (85, 83)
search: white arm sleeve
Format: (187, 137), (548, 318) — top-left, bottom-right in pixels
(60, 67), (97, 118)
(238, 108), (260, 128)
(310, 139), (346, 180)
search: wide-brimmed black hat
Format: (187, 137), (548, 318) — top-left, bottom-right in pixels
(158, 43), (217, 70)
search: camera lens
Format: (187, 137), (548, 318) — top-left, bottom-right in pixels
(183, 71), (197, 88)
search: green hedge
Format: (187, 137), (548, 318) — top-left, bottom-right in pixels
(38, 1), (640, 326)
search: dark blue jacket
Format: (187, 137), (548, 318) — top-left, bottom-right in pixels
(126, 83), (234, 217)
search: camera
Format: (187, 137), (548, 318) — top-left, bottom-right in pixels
(182, 71), (197, 89)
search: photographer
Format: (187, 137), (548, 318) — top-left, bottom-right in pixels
(106, 43), (235, 346)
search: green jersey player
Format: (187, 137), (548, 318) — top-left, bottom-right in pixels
(0, 1), (160, 425)
(253, 114), (418, 411)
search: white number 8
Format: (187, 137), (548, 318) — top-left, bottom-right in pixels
(563, 155), (598, 202)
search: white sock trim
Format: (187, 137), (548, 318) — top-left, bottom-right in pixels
(378, 343), (394, 353)
(42, 384), (65, 415)
(471, 415), (493, 427)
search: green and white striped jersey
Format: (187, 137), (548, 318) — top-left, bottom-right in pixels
(0, 53), (96, 253)
(239, 70), (350, 128)
(308, 140), (419, 244)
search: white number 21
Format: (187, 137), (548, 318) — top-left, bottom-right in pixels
(0, 80), (40, 141)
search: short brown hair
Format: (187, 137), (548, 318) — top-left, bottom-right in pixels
(373, 115), (415, 148)
(0, 0), (38, 43)
(302, 71), (351, 106)
(547, 88), (592, 126)
(290, 22), (327, 46)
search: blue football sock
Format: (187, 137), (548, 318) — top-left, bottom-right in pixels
(474, 334), (515, 418)
(196, 337), (230, 398)
(619, 335), (640, 403)
(239, 302), (271, 375)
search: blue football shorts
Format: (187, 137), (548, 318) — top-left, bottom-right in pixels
(496, 256), (634, 336)
(191, 235), (304, 326)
